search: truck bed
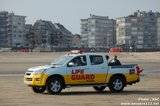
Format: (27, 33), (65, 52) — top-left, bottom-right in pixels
(110, 64), (137, 69)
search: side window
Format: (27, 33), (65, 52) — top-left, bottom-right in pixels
(90, 55), (104, 65)
(68, 56), (87, 67)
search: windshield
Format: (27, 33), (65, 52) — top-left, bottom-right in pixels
(51, 55), (73, 65)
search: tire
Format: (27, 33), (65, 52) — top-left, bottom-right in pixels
(47, 77), (63, 95)
(93, 86), (106, 92)
(108, 76), (125, 93)
(32, 86), (46, 93)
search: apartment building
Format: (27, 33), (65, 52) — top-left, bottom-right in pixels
(0, 11), (9, 47)
(157, 17), (160, 48)
(9, 14), (26, 48)
(116, 10), (160, 50)
(71, 34), (81, 48)
(53, 23), (72, 48)
(81, 14), (116, 49)
(33, 20), (72, 50)
(0, 11), (26, 48)
(25, 24), (34, 48)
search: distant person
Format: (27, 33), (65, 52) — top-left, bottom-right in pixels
(108, 55), (121, 66)
(73, 58), (82, 66)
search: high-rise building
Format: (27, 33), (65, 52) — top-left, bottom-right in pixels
(116, 10), (160, 50)
(0, 11), (10, 47)
(9, 14), (26, 48)
(54, 23), (73, 48)
(25, 24), (34, 48)
(33, 20), (73, 50)
(0, 11), (26, 48)
(71, 34), (81, 48)
(81, 14), (116, 49)
(157, 17), (160, 48)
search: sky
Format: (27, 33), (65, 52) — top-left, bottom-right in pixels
(0, 0), (160, 34)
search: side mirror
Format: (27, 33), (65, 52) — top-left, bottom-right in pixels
(68, 62), (74, 67)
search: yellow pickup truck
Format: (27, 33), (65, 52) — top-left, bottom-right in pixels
(24, 51), (143, 94)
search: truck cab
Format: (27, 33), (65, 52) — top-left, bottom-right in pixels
(24, 50), (143, 94)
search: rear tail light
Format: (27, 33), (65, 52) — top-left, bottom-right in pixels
(129, 69), (135, 74)
(135, 65), (143, 75)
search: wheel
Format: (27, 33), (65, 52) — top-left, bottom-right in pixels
(108, 76), (125, 92)
(93, 86), (106, 92)
(32, 86), (46, 93)
(47, 77), (63, 94)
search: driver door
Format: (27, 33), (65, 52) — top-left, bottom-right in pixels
(66, 55), (90, 85)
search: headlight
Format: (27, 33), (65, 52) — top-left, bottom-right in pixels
(33, 69), (46, 74)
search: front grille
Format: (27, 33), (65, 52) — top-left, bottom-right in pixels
(26, 78), (32, 81)
(26, 73), (31, 75)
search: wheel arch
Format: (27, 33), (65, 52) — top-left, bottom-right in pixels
(46, 74), (66, 88)
(109, 73), (126, 84)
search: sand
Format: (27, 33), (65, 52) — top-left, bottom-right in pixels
(0, 52), (160, 106)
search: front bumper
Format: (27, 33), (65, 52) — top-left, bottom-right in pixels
(24, 72), (48, 86)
